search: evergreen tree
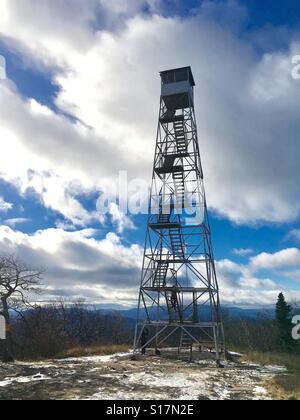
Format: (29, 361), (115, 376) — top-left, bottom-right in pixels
(274, 293), (294, 352)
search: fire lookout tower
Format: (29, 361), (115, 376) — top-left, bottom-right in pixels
(134, 67), (225, 363)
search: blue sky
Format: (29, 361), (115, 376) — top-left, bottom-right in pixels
(0, 0), (300, 307)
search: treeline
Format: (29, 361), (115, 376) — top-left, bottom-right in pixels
(4, 299), (299, 360)
(224, 294), (300, 354)
(224, 318), (283, 353)
(4, 302), (133, 360)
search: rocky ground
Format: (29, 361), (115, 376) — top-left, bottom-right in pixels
(0, 351), (286, 400)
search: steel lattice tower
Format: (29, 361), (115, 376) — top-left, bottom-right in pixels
(134, 67), (225, 363)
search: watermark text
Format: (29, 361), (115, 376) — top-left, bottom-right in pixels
(292, 315), (300, 340)
(291, 55), (300, 80)
(0, 55), (6, 80)
(0, 315), (6, 340)
(96, 171), (205, 225)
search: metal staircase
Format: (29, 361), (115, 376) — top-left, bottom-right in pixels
(174, 120), (188, 154)
(153, 261), (169, 288)
(166, 289), (181, 322)
(169, 228), (185, 260)
(179, 331), (193, 361)
(173, 171), (185, 208)
(180, 332), (193, 349)
(157, 212), (170, 224)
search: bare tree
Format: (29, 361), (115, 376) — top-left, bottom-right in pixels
(0, 255), (43, 361)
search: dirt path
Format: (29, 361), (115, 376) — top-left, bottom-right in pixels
(0, 352), (285, 400)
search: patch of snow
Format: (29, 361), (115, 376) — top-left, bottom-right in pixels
(87, 389), (170, 401)
(58, 352), (132, 364)
(15, 361), (60, 369)
(125, 371), (208, 388)
(0, 373), (50, 387)
(263, 365), (286, 374)
(0, 380), (11, 387)
(0, 353), (287, 400)
(228, 351), (244, 357)
(254, 386), (268, 396)
(117, 370), (216, 400)
(248, 363), (262, 369)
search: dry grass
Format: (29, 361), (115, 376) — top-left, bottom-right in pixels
(56, 344), (131, 359)
(243, 351), (300, 400)
(268, 374), (300, 400)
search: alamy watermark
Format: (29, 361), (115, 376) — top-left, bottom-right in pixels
(95, 171), (205, 225)
(292, 315), (300, 340)
(97, 171), (205, 224)
(0, 55), (6, 80)
(0, 315), (5, 340)
(291, 55), (300, 80)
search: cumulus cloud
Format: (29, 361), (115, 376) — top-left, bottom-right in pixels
(0, 196), (12, 212)
(250, 248), (300, 270)
(0, 1), (299, 225)
(0, 54), (6, 79)
(0, 85), (139, 225)
(216, 248), (300, 306)
(282, 269), (300, 283)
(1, 1), (300, 306)
(0, 222), (297, 307)
(232, 248), (254, 256)
(0, 225), (143, 305)
(4, 218), (31, 227)
(108, 203), (136, 234)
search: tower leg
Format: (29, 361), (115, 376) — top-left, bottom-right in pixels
(213, 326), (220, 365)
(133, 324), (139, 352)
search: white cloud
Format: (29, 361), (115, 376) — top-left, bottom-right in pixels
(216, 259), (244, 288)
(0, 222), (298, 306)
(0, 0), (300, 306)
(108, 203), (136, 234)
(250, 248), (300, 270)
(0, 196), (12, 212)
(216, 248), (300, 306)
(4, 218), (31, 227)
(54, 220), (78, 231)
(232, 248), (254, 256)
(0, 1), (300, 226)
(0, 55), (6, 80)
(26, 173), (97, 227)
(281, 269), (300, 283)
(0, 225), (143, 305)
(0, 80), (148, 226)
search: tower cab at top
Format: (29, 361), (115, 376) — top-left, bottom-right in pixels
(160, 67), (195, 111)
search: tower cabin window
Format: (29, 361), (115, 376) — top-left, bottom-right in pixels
(161, 67), (194, 86)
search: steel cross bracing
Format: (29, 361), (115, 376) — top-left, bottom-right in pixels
(134, 67), (225, 363)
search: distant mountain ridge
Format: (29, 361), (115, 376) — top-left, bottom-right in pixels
(95, 305), (275, 322)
